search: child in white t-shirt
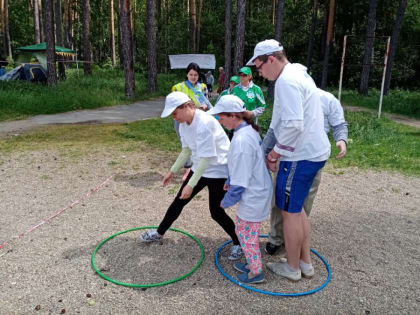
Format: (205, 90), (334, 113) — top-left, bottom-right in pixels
(208, 95), (273, 284)
(140, 92), (243, 261)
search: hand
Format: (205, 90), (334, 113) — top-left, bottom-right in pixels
(180, 184), (193, 199)
(335, 140), (347, 159)
(200, 104), (208, 111)
(162, 172), (174, 186)
(223, 183), (229, 191)
(266, 150), (280, 172)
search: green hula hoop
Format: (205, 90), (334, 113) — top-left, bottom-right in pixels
(91, 226), (205, 288)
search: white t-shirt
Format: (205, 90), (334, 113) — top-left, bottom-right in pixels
(318, 89), (346, 133)
(270, 63), (330, 161)
(179, 109), (229, 178)
(228, 125), (273, 222)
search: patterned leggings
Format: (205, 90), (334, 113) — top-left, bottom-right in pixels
(235, 216), (262, 276)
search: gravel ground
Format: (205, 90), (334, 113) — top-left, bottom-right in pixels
(0, 142), (419, 314)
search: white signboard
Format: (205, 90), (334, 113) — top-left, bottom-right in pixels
(169, 54), (216, 70)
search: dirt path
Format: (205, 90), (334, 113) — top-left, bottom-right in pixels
(1, 101), (418, 139)
(0, 142), (419, 314)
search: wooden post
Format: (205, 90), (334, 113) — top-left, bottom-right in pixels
(338, 35), (347, 102)
(378, 36), (390, 119)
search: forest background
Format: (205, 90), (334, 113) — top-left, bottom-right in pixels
(1, 0), (419, 92)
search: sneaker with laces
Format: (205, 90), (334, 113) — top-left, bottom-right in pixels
(266, 262), (302, 281)
(139, 229), (162, 243)
(237, 272), (265, 284)
(228, 245), (243, 261)
(233, 262), (249, 273)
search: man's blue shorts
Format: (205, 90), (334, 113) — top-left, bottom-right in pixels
(275, 160), (326, 213)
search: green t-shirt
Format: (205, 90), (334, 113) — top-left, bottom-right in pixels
(231, 83), (266, 111)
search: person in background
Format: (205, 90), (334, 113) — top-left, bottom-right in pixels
(217, 76), (240, 101)
(140, 92), (243, 261)
(172, 62), (212, 171)
(263, 87), (348, 259)
(205, 71), (215, 94)
(208, 95), (272, 284)
(217, 67), (225, 94)
(232, 67), (266, 123)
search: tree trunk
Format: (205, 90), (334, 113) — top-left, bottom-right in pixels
(359, 0), (376, 96)
(33, 0), (41, 43)
(55, 0), (66, 80)
(267, 0), (285, 100)
(146, 0), (157, 92)
(233, 0), (246, 74)
(82, 0), (92, 75)
(119, 0), (135, 97)
(384, 0), (407, 95)
(274, 0), (285, 41)
(306, 0), (318, 72)
(223, 0), (232, 89)
(39, 0), (45, 42)
(110, 0), (116, 66)
(64, 0), (73, 48)
(196, 0), (202, 52)
(320, 0), (335, 90)
(45, 0), (57, 85)
(3, 0), (11, 59)
(189, 0), (196, 53)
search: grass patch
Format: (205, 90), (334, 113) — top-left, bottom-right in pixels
(0, 106), (418, 177)
(330, 111), (420, 176)
(338, 89), (420, 119)
(0, 69), (181, 121)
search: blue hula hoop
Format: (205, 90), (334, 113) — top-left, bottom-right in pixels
(215, 235), (331, 296)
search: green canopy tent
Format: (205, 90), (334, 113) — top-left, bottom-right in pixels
(16, 42), (75, 69)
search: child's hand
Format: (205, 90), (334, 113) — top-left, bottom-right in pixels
(180, 185), (193, 199)
(223, 183), (229, 191)
(162, 172), (174, 186)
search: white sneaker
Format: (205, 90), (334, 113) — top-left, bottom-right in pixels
(266, 262), (302, 281)
(228, 245), (243, 261)
(139, 229), (162, 243)
(300, 261), (315, 278)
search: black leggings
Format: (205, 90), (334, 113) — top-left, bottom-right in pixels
(157, 170), (240, 245)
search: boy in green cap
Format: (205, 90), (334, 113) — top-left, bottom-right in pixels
(217, 75), (240, 101)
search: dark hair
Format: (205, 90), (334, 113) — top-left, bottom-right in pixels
(219, 112), (260, 133)
(185, 62), (205, 83)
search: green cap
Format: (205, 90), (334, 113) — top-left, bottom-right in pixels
(230, 75), (240, 84)
(238, 66), (252, 76)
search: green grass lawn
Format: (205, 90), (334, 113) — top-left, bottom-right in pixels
(117, 109), (420, 176)
(338, 89), (420, 119)
(0, 69), (181, 121)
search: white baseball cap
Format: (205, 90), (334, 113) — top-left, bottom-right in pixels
(161, 92), (191, 118)
(246, 39), (284, 66)
(207, 95), (245, 115)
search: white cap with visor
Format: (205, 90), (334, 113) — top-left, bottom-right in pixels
(207, 95), (245, 115)
(161, 91), (191, 118)
(246, 39), (284, 66)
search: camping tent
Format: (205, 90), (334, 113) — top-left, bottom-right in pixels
(0, 64), (47, 82)
(16, 42), (75, 69)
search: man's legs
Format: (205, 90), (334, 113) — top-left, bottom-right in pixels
(266, 169), (323, 255)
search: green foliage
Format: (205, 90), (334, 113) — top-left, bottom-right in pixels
(330, 111), (420, 176)
(0, 69), (181, 121)
(338, 89), (420, 119)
